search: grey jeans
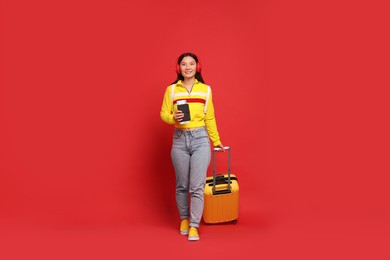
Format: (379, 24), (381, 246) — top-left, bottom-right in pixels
(171, 127), (211, 228)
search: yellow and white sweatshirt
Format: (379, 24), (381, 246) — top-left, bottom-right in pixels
(160, 80), (221, 146)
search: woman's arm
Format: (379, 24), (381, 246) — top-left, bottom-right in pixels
(204, 89), (222, 147)
(160, 86), (175, 124)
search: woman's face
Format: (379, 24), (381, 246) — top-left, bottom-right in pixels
(179, 56), (197, 79)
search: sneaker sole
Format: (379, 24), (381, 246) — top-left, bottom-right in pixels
(180, 231), (189, 235)
(188, 236), (200, 241)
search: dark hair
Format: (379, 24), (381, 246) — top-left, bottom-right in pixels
(172, 52), (205, 84)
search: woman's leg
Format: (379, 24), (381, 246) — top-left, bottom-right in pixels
(171, 130), (191, 220)
(188, 128), (211, 228)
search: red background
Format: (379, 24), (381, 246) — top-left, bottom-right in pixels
(1, 0), (389, 259)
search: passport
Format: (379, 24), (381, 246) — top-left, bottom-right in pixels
(177, 103), (190, 124)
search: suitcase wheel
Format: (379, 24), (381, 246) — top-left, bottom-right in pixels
(233, 220), (237, 224)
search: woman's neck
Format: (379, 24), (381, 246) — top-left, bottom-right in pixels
(182, 77), (195, 90)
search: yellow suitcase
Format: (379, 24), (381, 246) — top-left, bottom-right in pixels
(203, 146), (239, 224)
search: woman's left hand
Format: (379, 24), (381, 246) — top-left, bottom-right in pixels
(216, 143), (225, 152)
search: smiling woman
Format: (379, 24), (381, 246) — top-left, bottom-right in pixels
(160, 52), (225, 241)
(173, 53), (204, 87)
(177, 56), (200, 81)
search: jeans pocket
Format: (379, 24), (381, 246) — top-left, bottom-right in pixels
(194, 129), (208, 139)
(174, 130), (182, 139)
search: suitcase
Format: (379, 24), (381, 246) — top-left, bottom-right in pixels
(203, 146), (239, 224)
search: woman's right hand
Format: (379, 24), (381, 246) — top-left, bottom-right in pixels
(173, 110), (184, 122)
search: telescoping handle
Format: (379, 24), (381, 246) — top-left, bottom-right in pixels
(212, 146), (231, 194)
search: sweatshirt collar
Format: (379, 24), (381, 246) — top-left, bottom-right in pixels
(176, 79), (199, 87)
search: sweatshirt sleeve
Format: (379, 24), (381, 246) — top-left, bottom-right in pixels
(160, 85), (175, 124)
(204, 88), (222, 146)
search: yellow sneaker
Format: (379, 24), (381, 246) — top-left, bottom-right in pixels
(180, 219), (189, 235)
(188, 227), (200, 241)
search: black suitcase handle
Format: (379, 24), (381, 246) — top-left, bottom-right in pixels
(212, 146), (231, 194)
(206, 175), (237, 185)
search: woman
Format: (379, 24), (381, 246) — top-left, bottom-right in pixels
(160, 52), (224, 241)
